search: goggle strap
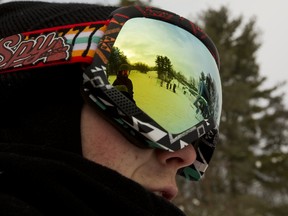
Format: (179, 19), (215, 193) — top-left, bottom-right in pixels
(0, 21), (109, 74)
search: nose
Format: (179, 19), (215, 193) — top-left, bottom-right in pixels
(156, 144), (197, 170)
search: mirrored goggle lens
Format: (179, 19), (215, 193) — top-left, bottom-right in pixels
(107, 18), (222, 134)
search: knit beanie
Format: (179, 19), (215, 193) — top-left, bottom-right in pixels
(0, 1), (118, 154)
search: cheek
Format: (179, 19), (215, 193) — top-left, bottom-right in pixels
(117, 148), (155, 179)
(81, 104), (156, 178)
(129, 151), (161, 180)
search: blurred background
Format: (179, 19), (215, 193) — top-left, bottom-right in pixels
(1, 1), (287, 215)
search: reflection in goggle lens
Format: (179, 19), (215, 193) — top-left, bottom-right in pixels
(107, 18), (222, 134)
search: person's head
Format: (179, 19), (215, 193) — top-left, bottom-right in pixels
(118, 64), (130, 77)
(0, 1), (118, 153)
(0, 1), (222, 201)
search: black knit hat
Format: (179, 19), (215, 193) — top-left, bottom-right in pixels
(0, 1), (118, 154)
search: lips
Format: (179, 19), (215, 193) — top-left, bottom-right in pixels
(152, 186), (178, 201)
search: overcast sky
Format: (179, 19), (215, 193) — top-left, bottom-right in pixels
(2, 0), (288, 105)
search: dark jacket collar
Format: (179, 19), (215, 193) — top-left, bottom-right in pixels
(0, 143), (186, 216)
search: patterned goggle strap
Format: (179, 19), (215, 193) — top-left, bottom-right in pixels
(0, 20), (109, 74)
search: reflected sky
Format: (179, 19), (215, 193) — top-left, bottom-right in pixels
(113, 18), (218, 82)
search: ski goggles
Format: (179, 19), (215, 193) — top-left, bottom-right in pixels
(82, 6), (222, 181)
(0, 6), (222, 181)
(119, 70), (129, 76)
(105, 14), (222, 134)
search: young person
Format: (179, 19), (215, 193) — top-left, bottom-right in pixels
(112, 64), (134, 101)
(0, 1), (222, 215)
